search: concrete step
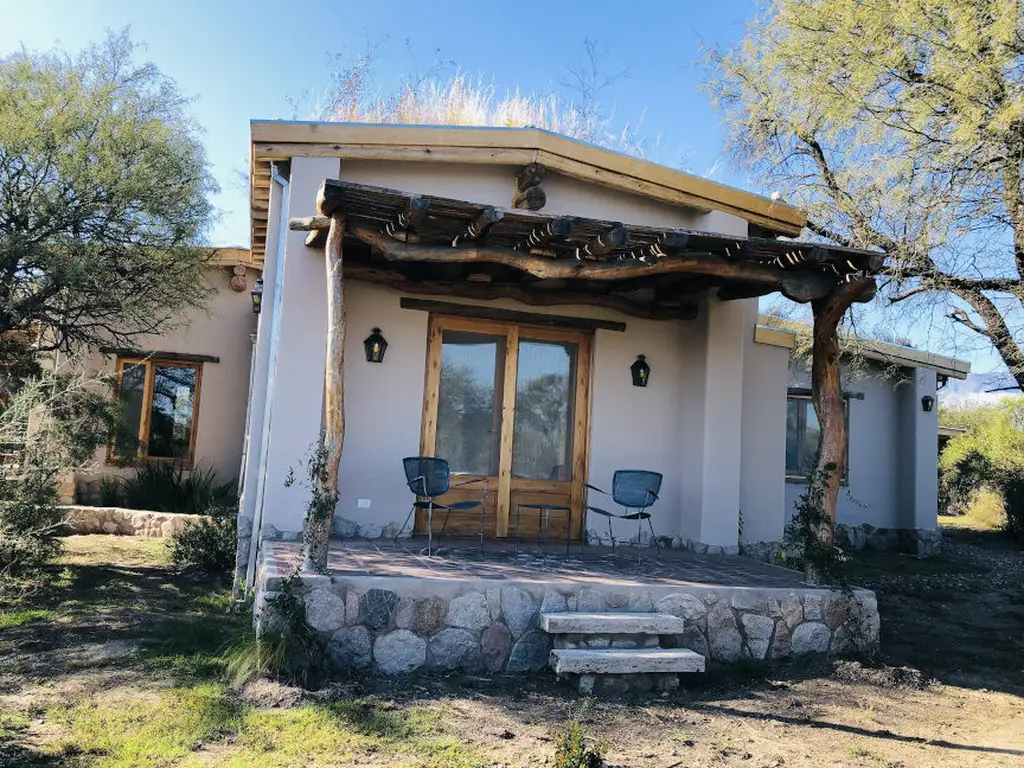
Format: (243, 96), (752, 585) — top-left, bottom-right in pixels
(539, 612), (686, 635)
(550, 647), (706, 675)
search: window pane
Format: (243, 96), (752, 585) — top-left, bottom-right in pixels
(512, 340), (576, 480)
(147, 366), (198, 459)
(435, 331), (504, 475)
(801, 402), (821, 476)
(116, 363), (146, 457)
(785, 398), (800, 475)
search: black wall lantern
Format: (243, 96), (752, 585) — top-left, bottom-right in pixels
(630, 354), (650, 387)
(921, 394), (935, 412)
(251, 278), (263, 314)
(363, 327), (388, 363)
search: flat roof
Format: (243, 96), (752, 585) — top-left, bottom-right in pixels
(249, 121), (808, 264)
(755, 315), (971, 379)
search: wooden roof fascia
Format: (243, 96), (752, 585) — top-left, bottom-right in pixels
(249, 121), (806, 233)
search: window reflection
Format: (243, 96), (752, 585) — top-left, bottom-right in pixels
(512, 340), (576, 480)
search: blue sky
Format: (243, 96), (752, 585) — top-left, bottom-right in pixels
(0, 0), (1008, 375)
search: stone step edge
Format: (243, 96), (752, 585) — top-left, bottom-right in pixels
(538, 612), (686, 635)
(550, 648), (706, 675)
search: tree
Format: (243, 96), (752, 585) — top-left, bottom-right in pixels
(706, 0), (1024, 389)
(0, 30), (216, 372)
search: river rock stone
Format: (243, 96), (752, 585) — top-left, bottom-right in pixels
(328, 626), (372, 670)
(656, 593), (708, 630)
(678, 625), (709, 659)
(360, 588), (399, 631)
(803, 594), (824, 621)
(540, 590), (568, 614)
(481, 621), (512, 672)
(447, 592), (491, 631)
(790, 622), (831, 655)
(573, 589), (605, 612)
(781, 596), (803, 628)
(429, 628), (482, 672)
(501, 587), (537, 638)
(741, 613), (775, 660)
(395, 597), (447, 635)
(506, 630), (550, 673)
(707, 602), (743, 662)
(770, 620), (792, 659)
(374, 629), (426, 675)
(303, 588), (346, 633)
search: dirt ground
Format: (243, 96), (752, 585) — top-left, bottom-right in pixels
(1, 532), (1022, 767)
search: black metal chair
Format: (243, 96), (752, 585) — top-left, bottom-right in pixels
(585, 469), (663, 562)
(395, 456), (487, 556)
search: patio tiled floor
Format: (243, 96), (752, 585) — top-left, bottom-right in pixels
(264, 537), (807, 589)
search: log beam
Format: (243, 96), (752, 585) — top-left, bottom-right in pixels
(806, 276), (876, 583)
(515, 217), (577, 252)
(383, 196), (430, 239)
(452, 208), (503, 246)
(350, 225), (837, 302)
(301, 213), (345, 573)
(512, 163), (547, 210)
(625, 232), (690, 262)
(578, 225), (629, 259)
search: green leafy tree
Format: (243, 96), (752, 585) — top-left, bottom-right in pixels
(707, 0), (1024, 388)
(0, 30), (216, 371)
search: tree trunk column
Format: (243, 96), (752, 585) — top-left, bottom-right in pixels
(808, 277), (875, 582)
(301, 213), (346, 573)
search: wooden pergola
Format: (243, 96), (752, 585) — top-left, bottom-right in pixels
(290, 179), (881, 578)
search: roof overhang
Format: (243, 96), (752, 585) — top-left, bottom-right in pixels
(250, 121), (809, 264)
(755, 315), (971, 379)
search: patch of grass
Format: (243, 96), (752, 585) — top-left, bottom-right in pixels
(60, 535), (171, 567)
(0, 608), (53, 628)
(49, 683), (242, 767)
(940, 487), (1008, 531)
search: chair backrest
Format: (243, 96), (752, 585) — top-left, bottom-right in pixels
(402, 456), (450, 498)
(612, 469), (663, 509)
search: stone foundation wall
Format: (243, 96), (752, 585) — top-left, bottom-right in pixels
(63, 505), (207, 538)
(254, 562), (879, 677)
(835, 523), (942, 557)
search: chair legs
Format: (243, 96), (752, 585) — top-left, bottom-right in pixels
(395, 504), (416, 543)
(647, 516), (661, 555)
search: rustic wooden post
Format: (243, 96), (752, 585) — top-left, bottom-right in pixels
(807, 277), (875, 583)
(301, 212), (346, 573)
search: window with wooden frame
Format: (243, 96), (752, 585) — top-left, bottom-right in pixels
(785, 391), (849, 482)
(110, 358), (203, 464)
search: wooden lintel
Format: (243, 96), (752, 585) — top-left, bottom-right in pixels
(383, 197), (430, 238)
(99, 348), (220, 364)
(398, 297), (627, 332)
(452, 208), (503, 246)
(578, 225), (629, 259)
(515, 217), (577, 251)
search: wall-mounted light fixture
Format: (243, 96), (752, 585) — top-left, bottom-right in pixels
(630, 355), (650, 387)
(921, 395), (935, 412)
(363, 327), (388, 363)
(251, 278), (263, 314)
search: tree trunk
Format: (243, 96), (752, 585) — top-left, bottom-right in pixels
(807, 277), (875, 583)
(301, 213), (345, 573)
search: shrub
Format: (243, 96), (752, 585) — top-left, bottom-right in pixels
(121, 462), (235, 515)
(97, 475), (125, 507)
(554, 718), (604, 768)
(169, 506), (237, 580)
(998, 471), (1024, 542)
(225, 576), (322, 689)
(0, 470), (64, 588)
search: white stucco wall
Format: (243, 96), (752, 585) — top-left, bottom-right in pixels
(783, 361), (937, 531)
(79, 266), (258, 488)
(740, 335), (790, 544)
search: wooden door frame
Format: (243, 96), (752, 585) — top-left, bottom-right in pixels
(418, 312), (593, 539)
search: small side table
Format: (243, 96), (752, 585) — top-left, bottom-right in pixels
(515, 503), (574, 555)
